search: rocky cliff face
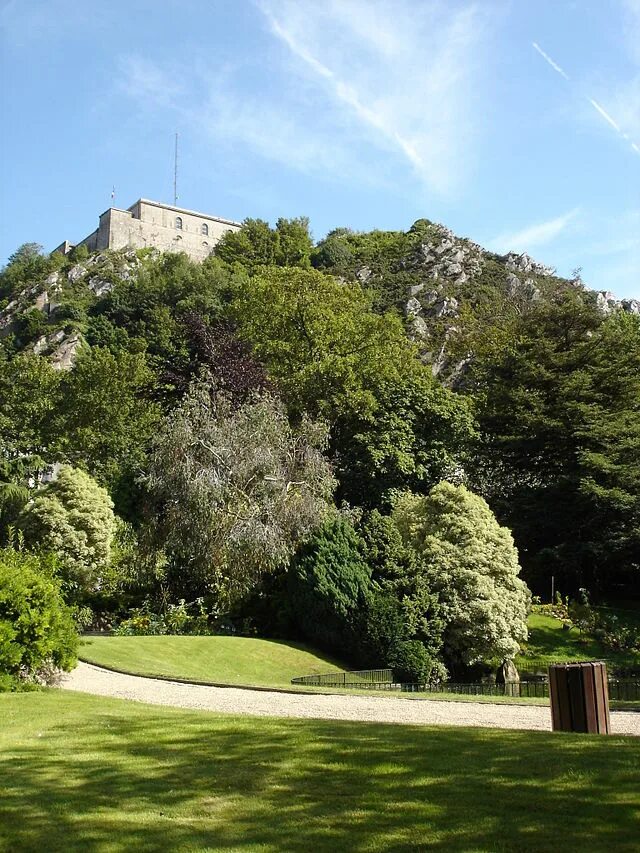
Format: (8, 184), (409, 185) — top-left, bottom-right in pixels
(0, 248), (143, 370)
(2, 220), (638, 379)
(314, 219), (639, 385)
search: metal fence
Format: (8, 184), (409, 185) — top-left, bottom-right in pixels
(291, 669), (640, 702)
(517, 658), (640, 679)
(292, 669), (394, 688)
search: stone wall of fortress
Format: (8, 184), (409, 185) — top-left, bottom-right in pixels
(58, 199), (241, 263)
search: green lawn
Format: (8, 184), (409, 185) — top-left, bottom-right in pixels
(80, 635), (346, 689)
(517, 610), (640, 668)
(2, 691), (639, 852)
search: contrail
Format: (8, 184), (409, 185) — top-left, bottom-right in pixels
(589, 98), (621, 132)
(532, 41), (640, 158)
(532, 42), (570, 80)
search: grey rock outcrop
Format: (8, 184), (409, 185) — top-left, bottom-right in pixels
(51, 333), (83, 371)
(67, 264), (87, 283)
(405, 296), (423, 317)
(621, 298), (640, 315)
(505, 252), (555, 277)
(356, 266), (372, 284)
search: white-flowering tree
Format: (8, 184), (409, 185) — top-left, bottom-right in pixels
(18, 465), (116, 593)
(144, 381), (335, 605)
(392, 482), (530, 666)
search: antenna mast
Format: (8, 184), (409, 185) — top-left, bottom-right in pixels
(173, 132), (179, 206)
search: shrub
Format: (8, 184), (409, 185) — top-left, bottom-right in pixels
(288, 516), (372, 656)
(0, 546), (78, 687)
(388, 640), (444, 685)
(356, 592), (446, 684)
(113, 598), (212, 636)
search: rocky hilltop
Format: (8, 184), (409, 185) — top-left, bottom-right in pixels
(1, 219), (637, 379)
(312, 219), (639, 383)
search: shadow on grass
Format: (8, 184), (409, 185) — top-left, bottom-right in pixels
(2, 692), (639, 852)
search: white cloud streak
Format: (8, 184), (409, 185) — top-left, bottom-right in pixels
(490, 209), (579, 254)
(532, 42), (570, 80)
(255, 0), (487, 194)
(263, 7), (426, 172)
(117, 1), (489, 196)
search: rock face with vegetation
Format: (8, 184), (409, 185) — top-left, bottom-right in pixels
(1, 212), (639, 685)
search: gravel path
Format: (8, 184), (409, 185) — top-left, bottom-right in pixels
(61, 662), (640, 735)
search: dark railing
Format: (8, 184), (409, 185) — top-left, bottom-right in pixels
(292, 669), (394, 688)
(292, 669), (640, 702)
(517, 658), (640, 679)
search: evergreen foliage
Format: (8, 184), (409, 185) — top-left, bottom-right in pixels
(288, 516), (371, 656)
(471, 295), (640, 593)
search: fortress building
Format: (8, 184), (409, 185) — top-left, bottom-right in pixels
(55, 198), (242, 262)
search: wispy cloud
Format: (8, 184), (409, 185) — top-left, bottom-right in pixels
(255, 0), (488, 194)
(115, 1), (491, 196)
(490, 209), (580, 254)
(118, 56), (186, 109)
(117, 1), (491, 197)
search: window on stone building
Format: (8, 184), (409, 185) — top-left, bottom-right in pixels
(201, 223), (209, 236)
(202, 241), (209, 248)
(175, 216), (183, 230)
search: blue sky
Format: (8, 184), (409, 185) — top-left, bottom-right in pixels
(1, 0), (639, 297)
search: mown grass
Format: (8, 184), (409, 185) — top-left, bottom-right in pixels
(80, 633), (638, 708)
(2, 690), (639, 852)
(517, 611), (640, 668)
(80, 635), (346, 690)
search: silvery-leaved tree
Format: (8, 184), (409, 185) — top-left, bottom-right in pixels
(144, 379), (335, 607)
(392, 482), (531, 667)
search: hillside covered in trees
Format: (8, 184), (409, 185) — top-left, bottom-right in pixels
(1, 215), (639, 684)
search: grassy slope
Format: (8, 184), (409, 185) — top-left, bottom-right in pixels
(2, 691), (639, 853)
(80, 635), (346, 689)
(517, 611), (640, 667)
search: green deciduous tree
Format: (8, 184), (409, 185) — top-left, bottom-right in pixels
(215, 217), (312, 272)
(230, 266), (473, 504)
(0, 352), (62, 486)
(393, 482), (530, 667)
(18, 465), (116, 595)
(144, 380), (335, 606)
(56, 347), (160, 508)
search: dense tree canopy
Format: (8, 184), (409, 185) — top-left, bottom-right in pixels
(230, 265), (474, 504)
(393, 483), (530, 667)
(144, 380), (335, 605)
(1, 211), (638, 673)
(470, 294), (640, 594)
